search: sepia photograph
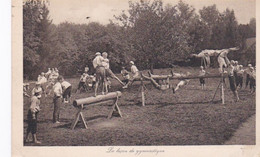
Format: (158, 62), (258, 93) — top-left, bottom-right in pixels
(21, 0), (257, 146)
(11, 0), (259, 156)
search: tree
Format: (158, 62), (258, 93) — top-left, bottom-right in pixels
(115, 0), (193, 73)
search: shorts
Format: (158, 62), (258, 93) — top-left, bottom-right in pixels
(199, 78), (205, 84)
(228, 75), (236, 91)
(27, 110), (38, 134)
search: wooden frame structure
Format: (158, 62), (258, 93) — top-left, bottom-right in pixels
(71, 91), (123, 130)
(139, 72), (227, 106)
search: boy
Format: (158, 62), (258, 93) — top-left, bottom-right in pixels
(102, 52), (125, 86)
(76, 73), (88, 93)
(23, 83), (30, 98)
(60, 76), (72, 103)
(122, 61), (140, 88)
(173, 72), (191, 93)
(245, 64), (252, 89)
(121, 66), (130, 84)
(141, 73), (173, 91)
(236, 65), (244, 89)
(24, 92), (41, 144)
(199, 66), (206, 89)
(226, 63), (240, 102)
(249, 67), (255, 94)
(52, 76), (63, 123)
(31, 82), (43, 97)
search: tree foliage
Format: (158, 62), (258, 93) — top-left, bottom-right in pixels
(23, 0), (255, 79)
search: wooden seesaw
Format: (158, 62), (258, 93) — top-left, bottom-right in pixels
(71, 91), (123, 130)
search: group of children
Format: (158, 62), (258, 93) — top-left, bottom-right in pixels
(24, 74), (72, 143)
(24, 49), (256, 144)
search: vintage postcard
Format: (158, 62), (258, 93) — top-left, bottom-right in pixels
(12, 0), (259, 156)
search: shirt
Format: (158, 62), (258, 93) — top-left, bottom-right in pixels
(38, 76), (47, 84)
(61, 81), (71, 89)
(102, 58), (110, 69)
(131, 65), (139, 74)
(30, 96), (40, 113)
(233, 65), (239, 72)
(227, 65), (234, 76)
(93, 56), (104, 69)
(31, 87), (42, 96)
(53, 82), (63, 97)
(80, 75), (87, 82)
(199, 69), (206, 76)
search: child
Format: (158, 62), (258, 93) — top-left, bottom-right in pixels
(226, 63), (240, 102)
(76, 73), (88, 93)
(245, 64), (252, 89)
(23, 83), (30, 98)
(31, 82), (43, 97)
(102, 52), (125, 86)
(142, 73), (173, 91)
(123, 61), (140, 88)
(173, 72), (191, 93)
(60, 76), (72, 103)
(52, 76), (63, 123)
(121, 66), (130, 84)
(199, 66), (206, 90)
(249, 67), (255, 94)
(24, 92), (41, 144)
(236, 65), (244, 89)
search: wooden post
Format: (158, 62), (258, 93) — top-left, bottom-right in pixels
(71, 104), (88, 130)
(221, 74), (225, 104)
(141, 77), (145, 106)
(107, 95), (122, 119)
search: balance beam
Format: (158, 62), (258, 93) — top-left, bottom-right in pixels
(71, 91), (123, 130)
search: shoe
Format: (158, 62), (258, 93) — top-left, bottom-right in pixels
(55, 121), (60, 124)
(34, 140), (41, 144)
(64, 100), (69, 103)
(24, 138), (30, 143)
(122, 85), (128, 89)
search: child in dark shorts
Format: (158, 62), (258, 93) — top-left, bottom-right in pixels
(24, 92), (41, 144)
(199, 66), (206, 89)
(226, 64), (239, 102)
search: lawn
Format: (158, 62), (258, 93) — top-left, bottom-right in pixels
(23, 67), (255, 146)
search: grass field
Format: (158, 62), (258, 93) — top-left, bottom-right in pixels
(23, 67), (255, 146)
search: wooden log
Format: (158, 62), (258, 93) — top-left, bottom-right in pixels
(139, 73), (228, 81)
(73, 91), (122, 107)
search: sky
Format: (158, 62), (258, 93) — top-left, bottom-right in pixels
(48, 0), (256, 25)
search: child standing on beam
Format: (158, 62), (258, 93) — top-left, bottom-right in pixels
(102, 52), (125, 86)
